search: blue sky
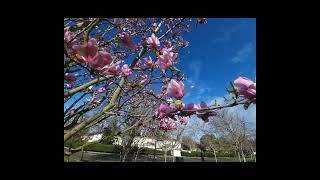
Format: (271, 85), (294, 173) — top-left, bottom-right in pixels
(177, 18), (256, 129)
(65, 18), (256, 132)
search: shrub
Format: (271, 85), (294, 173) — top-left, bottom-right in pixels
(85, 143), (121, 153)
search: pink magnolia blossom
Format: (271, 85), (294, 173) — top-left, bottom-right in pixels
(157, 48), (177, 69)
(163, 40), (172, 47)
(121, 64), (132, 76)
(64, 83), (73, 89)
(144, 56), (153, 68)
(159, 117), (177, 130)
(65, 73), (78, 81)
(159, 47), (173, 54)
(182, 103), (198, 116)
(146, 33), (160, 49)
(135, 59), (142, 67)
(165, 79), (185, 99)
(179, 116), (188, 125)
(161, 86), (167, 96)
(64, 31), (78, 48)
(139, 78), (148, 86)
(90, 97), (101, 105)
(107, 63), (121, 75)
(196, 101), (217, 123)
(234, 76), (256, 99)
(74, 38), (109, 67)
(96, 87), (106, 93)
(119, 32), (137, 51)
(87, 51), (114, 71)
(158, 103), (172, 119)
(151, 23), (158, 32)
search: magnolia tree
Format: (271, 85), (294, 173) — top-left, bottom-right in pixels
(64, 18), (256, 156)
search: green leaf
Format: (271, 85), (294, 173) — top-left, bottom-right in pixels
(169, 66), (180, 72)
(230, 81), (238, 93)
(114, 36), (122, 44)
(64, 26), (70, 31)
(243, 102), (250, 110)
(229, 92), (236, 100)
(151, 49), (158, 56)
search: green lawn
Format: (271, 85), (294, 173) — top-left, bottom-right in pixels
(64, 155), (117, 162)
(64, 155), (82, 162)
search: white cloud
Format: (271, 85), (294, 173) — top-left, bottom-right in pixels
(230, 42), (254, 63)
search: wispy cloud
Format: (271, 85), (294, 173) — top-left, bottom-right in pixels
(188, 60), (202, 81)
(230, 42), (254, 63)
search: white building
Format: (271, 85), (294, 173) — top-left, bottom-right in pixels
(113, 136), (181, 150)
(81, 133), (103, 142)
(82, 134), (182, 156)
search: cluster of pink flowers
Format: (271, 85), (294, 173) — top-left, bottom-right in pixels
(196, 101), (217, 122)
(121, 64), (132, 76)
(89, 97), (101, 105)
(146, 33), (160, 49)
(96, 86), (106, 94)
(156, 47), (178, 70)
(163, 40), (172, 47)
(234, 76), (256, 102)
(156, 78), (218, 126)
(159, 117), (177, 130)
(119, 32), (137, 51)
(65, 73), (78, 81)
(135, 59), (142, 67)
(64, 83), (74, 89)
(64, 31), (78, 48)
(179, 116), (188, 125)
(73, 38), (121, 76)
(182, 103), (198, 116)
(157, 103), (173, 119)
(137, 72), (148, 86)
(165, 79), (185, 100)
(144, 56), (154, 68)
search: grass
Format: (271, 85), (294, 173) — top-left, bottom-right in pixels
(64, 155), (117, 162)
(64, 155), (82, 162)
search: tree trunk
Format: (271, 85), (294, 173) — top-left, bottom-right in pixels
(80, 146), (84, 161)
(240, 144), (246, 162)
(134, 147), (140, 162)
(241, 150), (246, 162)
(201, 151), (205, 162)
(153, 141), (156, 162)
(121, 148), (130, 162)
(237, 151), (242, 162)
(164, 150), (167, 162)
(213, 149), (217, 162)
(172, 150), (175, 162)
